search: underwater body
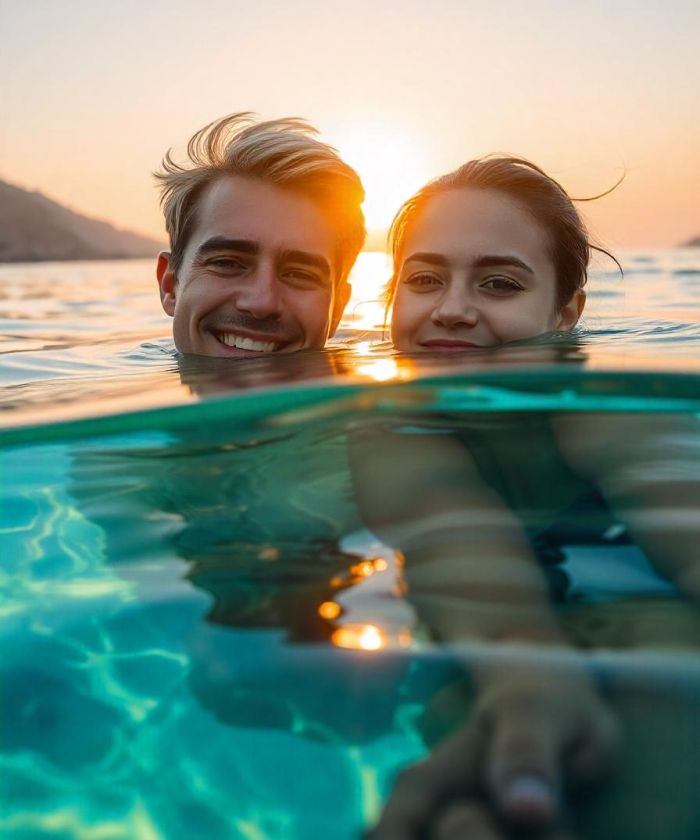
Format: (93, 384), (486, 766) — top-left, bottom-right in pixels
(2, 251), (700, 838)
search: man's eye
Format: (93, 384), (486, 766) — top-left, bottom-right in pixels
(283, 269), (324, 287)
(481, 276), (524, 293)
(404, 272), (442, 289)
(207, 257), (247, 271)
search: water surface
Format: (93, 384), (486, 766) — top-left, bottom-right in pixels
(1, 250), (699, 428)
(2, 251), (700, 839)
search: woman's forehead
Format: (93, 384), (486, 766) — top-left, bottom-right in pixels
(399, 188), (553, 269)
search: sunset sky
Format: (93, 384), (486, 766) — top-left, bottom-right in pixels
(2, 0), (698, 249)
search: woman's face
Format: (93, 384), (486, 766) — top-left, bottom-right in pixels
(390, 188), (584, 352)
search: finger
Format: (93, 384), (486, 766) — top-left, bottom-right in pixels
(567, 702), (622, 786)
(430, 801), (502, 840)
(499, 773), (561, 827)
(366, 726), (483, 838)
(485, 711), (562, 828)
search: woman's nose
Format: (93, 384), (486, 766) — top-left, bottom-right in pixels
(431, 284), (479, 327)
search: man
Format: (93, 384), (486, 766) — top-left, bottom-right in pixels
(155, 112), (365, 356)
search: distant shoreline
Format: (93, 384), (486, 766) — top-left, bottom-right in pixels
(0, 254), (161, 265)
(0, 177), (164, 263)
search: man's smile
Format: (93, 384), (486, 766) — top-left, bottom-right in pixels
(214, 331), (280, 353)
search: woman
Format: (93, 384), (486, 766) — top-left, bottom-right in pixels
(360, 160), (634, 624)
(379, 157), (698, 613)
(358, 159), (700, 839)
(386, 156), (603, 352)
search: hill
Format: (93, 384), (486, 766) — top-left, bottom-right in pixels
(681, 235), (700, 247)
(0, 178), (164, 262)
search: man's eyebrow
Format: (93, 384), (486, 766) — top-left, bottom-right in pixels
(279, 249), (331, 277)
(195, 237), (259, 257)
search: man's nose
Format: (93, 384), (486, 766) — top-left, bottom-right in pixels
(235, 265), (283, 320)
(431, 282), (479, 327)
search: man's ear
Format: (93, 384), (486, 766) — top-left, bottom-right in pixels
(329, 281), (352, 337)
(556, 289), (586, 331)
(156, 251), (178, 316)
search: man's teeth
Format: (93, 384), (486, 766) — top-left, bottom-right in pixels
(218, 333), (278, 353)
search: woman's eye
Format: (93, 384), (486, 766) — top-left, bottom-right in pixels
(404, 272), (442, 289)
(481, 276), (523, 293)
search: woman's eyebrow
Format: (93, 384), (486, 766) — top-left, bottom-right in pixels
(403, 252), (449, 267)
(473, 254), (535, 274)
(403, 252), (535, 275)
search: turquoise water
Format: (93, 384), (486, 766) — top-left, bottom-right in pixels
(2, 252), (700, 838)
(0, 443), (412, 839)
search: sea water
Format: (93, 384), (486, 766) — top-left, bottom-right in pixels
(1, 251), (700, 839)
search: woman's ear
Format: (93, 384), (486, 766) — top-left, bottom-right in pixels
(556, 289), (586, 331)
(156, 251), (178, 316)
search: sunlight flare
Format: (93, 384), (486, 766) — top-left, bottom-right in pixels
(335, 128), (432, 234)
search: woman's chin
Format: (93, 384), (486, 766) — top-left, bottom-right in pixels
(415, 341), (487, 353)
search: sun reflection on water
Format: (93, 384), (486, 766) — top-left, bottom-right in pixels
(331, 624), (386, 651)
(319, 548), (415, 651)
(318, 600), (342, 620)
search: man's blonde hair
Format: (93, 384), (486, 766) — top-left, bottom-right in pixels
(154, 113), (365, 285)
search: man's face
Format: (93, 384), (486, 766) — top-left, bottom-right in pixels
(157, 176), (351, 356)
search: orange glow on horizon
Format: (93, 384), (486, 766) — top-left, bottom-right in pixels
(334, 128), (432, 233)
(3, 3), (699, 249)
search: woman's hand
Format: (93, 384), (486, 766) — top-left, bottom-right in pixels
(367, 666), (621, 839)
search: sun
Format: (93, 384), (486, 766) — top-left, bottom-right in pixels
(334, 127), (432, 234)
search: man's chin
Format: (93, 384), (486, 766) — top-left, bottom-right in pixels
(212, 345), (284, 358)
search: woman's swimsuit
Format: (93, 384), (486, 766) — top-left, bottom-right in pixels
(398, 412), (674, 604)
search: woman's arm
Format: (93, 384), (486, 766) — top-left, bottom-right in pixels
(554, 412), (700, 601)
(349, 419), (564, 644)
(350, 419), (620, 838)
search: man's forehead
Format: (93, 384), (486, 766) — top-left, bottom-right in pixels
(192, 175), (335, 254)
